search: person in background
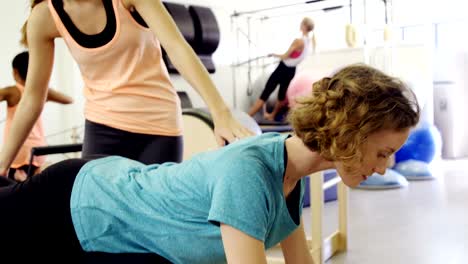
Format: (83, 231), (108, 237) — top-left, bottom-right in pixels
(249, 17), (316, 121)
(0, 51), (73, 181)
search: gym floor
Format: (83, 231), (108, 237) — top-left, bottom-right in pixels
(266, 158), (468, 264)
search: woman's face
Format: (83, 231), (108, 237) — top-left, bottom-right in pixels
(300, 22), (306, 32)
(335, 128), (410, 187)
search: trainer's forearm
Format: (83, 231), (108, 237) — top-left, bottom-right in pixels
(167, 42), (230, 120)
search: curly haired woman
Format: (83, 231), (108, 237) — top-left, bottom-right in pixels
(0, 64), (419, 263)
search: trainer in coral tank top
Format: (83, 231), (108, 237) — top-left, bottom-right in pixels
(48, 0), (182, 136)
(4, 84), (47, 168)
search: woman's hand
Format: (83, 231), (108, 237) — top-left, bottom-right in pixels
(268, 53), (281, 58)
(212, 109), (255, 146)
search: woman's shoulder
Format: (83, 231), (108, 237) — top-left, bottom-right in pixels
(235, 133), (285, 155)
(30, 0), (51, 18)
(29, 0), (61, 39)
(222, 133), (286, 173)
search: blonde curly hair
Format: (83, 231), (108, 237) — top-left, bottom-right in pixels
(289, 64), (420, 163)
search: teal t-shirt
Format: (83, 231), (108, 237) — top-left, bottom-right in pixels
(70, 133), (305, 264)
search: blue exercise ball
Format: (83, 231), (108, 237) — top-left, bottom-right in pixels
(395, 124), (442, 163)
(394, 159), (435, 180)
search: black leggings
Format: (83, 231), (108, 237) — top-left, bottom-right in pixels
(0, 159), (86, 261)
(259, 61), (296, 102)
(0, 159), (172, 263)
(82, 120), (183, 164)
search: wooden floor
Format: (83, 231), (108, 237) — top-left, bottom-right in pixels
(267, 158), (468, 264)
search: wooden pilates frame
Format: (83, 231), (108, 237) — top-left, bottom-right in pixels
(267, 172), (349, 264)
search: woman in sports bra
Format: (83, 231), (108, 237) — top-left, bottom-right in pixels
(0, 0), (253, 175)
(248, 17), (316, 121)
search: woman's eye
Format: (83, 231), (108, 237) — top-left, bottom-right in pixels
(378, 153), (388, 159)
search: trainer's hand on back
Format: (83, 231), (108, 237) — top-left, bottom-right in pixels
(212, 110), (255, 146)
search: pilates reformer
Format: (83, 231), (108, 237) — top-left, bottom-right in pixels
(26, 143), (83, 177)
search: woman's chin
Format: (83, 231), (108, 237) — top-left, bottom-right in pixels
(339, 176), (360, 188)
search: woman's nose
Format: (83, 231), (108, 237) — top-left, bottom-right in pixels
(373, 164), (387, 175)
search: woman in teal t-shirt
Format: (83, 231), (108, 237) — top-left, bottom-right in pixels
(0, 64), (420, 263)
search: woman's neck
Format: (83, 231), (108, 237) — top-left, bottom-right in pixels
(283, 135), (334, 189)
